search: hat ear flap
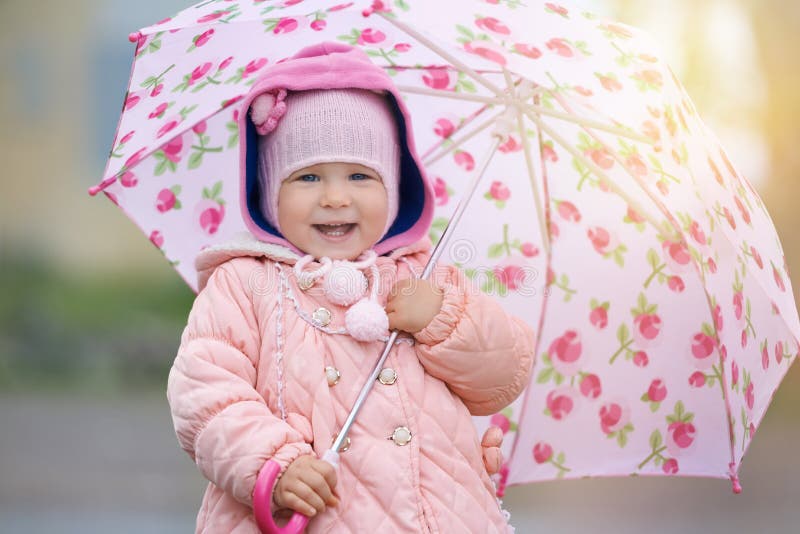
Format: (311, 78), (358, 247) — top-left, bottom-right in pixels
(249, 89), (287, 135)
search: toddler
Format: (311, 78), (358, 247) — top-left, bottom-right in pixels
(168, 42), (534, 533)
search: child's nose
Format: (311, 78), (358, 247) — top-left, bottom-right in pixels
(320, 182), (351, 208)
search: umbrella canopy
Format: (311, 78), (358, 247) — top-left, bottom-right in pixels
(91, 0), (799, 494)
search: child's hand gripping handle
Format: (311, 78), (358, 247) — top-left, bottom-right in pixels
(253, 449), (340, 534)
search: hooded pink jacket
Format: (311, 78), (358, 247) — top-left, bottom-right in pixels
(168, 234), (534, 533)
(168, 42), (535, 533)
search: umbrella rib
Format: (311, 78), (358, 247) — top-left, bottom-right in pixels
(503, 68), (551, 255)
(422, 110), (505, 167)
(544, 90), (688, 241)
(397, 84), (635, 146)
(424, 136), (504, 275)
(502, 68), (516, 96)
(413, 72), (638, 143)
(499, 73), (556, 479)
(515, 111), (551, 256)
(400, 85), (653, 145)
(524, 108), (678, 240)
(376, 12), (506, 98)
(396, 85), (508, 106)
(398, 86), (646, 146)
(503, 94), (556, 480)
(533, 105), (652, 144)
(546, 90), (688, 238)
(528, 84), (651, 143)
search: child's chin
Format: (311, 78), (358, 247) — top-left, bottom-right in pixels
(309, 231), (380, 260)
(309, 241), (364, 261)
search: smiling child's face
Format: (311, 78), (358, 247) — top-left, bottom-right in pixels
(277, 162), (389, 260)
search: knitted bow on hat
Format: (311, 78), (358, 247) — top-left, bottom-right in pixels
(249, 89), (288, 135)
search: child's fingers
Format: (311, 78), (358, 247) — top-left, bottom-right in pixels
(482, 446), (503, 475)
(277, 489), (317, 517)
(284, 480), (327, 516)
(302, 467), (339, 507)
(481, 426), (504, 448)
(311, 459), (339, 493)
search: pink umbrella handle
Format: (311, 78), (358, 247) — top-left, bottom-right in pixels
(253, 450), (340, 534)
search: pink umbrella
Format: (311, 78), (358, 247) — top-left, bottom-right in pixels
(90, 1), (799, 530)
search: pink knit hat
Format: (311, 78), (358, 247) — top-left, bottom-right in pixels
(252, 88), (401, 235)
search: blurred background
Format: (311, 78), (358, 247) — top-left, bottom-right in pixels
(0, 0), (798, 532)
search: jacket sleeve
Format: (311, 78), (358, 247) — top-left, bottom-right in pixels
(412, 265), (535, 416)
(167, 260), (312, 507)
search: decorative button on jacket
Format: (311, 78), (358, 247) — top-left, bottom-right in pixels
(378, 367), (398, 385)
(325, 366), (340, 387)
(391, 426), (413, 446)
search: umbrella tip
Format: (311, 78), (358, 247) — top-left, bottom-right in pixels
(88, 176), (118, 196)
(128, 31), (142, 44)
(728, 462), (742, 494)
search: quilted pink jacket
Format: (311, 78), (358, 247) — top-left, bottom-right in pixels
(168, 234), (535, 533)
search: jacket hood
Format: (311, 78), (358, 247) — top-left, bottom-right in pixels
(238, 41), (434, 257)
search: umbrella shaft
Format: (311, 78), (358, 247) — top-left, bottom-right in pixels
(424, 136), (502, 278)
(332, 330), (399, 452)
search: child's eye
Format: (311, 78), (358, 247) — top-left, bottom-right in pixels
(297, 174), (319, 182)
(350, 173), (371, 181)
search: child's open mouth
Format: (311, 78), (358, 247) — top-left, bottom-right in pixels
(313, 223), (356, 240)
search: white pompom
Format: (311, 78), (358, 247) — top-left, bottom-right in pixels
(345, 298), (388, 342)
(324, 263), (368, 306)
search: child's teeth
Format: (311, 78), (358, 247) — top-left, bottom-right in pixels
(318, 223), (352, 236)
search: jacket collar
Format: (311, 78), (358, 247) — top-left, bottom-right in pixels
(195, 232), (431, 291)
